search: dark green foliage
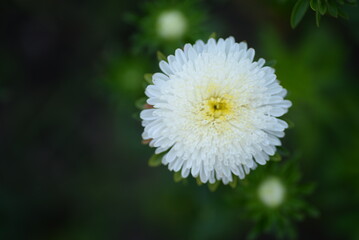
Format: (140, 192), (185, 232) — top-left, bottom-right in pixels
(291, 0), (309, 28)
(291, 0), (357, 28)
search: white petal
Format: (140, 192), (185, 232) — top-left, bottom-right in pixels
(159, 61), (173, 76)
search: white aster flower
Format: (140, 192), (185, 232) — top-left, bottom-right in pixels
(140, 37), (292, 184)
(258, 177), (286, 208)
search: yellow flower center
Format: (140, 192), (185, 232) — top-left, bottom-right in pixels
(201, 95), (234, 122)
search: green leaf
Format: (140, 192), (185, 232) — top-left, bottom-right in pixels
(318, 0), (327, 15)
(316, 10), (321, 26)
(148, 152), (166, 167)
(208, 181), (220, 192)
(144, 73), (153, 84)
(270, 152), (282, 162)
(173, 171), (183, 182)
(229, 176), (238, 188)
(208, 32), (217, 39)
(310, 0), (318, 10)
(196, 177), (203, 186)
(291, 0), (309, 28)
(327, 2), (338, 17)
(135, 97), (147, 110)
(156, 51), (167, 62)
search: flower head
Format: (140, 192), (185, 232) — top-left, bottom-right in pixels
(141, 37), (292, 184)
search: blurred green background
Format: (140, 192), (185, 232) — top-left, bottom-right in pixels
(1, 0), (358, 239)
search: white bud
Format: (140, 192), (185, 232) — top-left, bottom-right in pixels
(258, 177), (285, 208)
(156, 10), (187, 40)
